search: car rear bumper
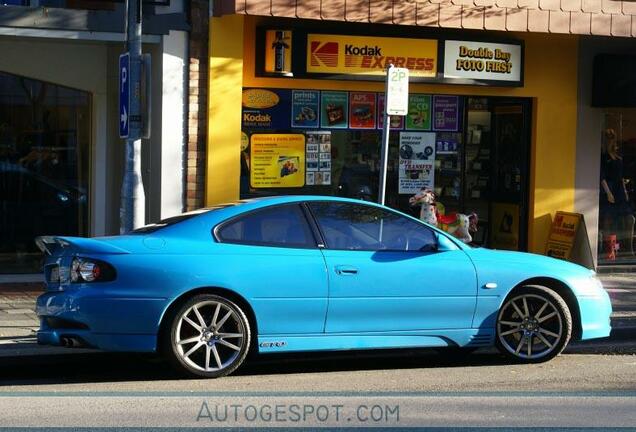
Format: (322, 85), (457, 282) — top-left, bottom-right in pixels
(36, 288), (168, 352)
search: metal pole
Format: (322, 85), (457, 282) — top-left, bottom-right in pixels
(378, 64), (394, 206)
(120, 0), (145, 233)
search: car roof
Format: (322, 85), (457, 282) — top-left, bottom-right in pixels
(208, 195), (386, 217)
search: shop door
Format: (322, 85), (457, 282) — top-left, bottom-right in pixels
(489, 101), (531, 251)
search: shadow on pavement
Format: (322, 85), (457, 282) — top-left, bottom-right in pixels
(0, 330), (634, 386)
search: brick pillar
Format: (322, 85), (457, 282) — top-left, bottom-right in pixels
(186, 0), (209, 211)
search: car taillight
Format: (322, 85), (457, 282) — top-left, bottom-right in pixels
(70, 258), (116, 283)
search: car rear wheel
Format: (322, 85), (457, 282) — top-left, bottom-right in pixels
(166, 294), (251, 378)
(495, 285), (572, 363)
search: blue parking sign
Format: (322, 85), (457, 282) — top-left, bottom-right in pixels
(119, 53), (130, 138)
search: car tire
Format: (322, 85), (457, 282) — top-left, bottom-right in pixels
(164, 294), (251, 378)
(495, 285), (572, 363)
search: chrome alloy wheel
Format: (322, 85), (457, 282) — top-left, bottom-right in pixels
(497, 293), (564, 360)
(174, 300), (246, 373)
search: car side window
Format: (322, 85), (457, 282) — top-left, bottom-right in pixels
(217, 204), (316, 248)
(309, 202), (438, 252)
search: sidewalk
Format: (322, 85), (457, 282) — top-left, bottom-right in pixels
(0, 275), (633, 358)
(0, 283), (96, 357)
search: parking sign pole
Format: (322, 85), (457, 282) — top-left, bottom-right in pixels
(378, 64), (394, 206)
(120, 0), (145, 233)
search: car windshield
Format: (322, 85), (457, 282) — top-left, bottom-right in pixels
(131, 202), (243, 234)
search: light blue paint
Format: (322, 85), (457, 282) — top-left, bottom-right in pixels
(35, 196), (612, 356)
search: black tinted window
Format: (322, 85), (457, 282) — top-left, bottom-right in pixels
(309, 202), (437, 252)
(218, 204), (315, 248)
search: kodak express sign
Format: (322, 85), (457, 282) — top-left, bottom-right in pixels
(306, 34), (437, 78)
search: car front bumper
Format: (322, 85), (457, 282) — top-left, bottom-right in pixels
(577, 291), (612, 340)
(36, 287), (168, 352)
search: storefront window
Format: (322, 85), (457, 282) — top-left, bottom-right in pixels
(0, 71), (90, 273)
(598, 111), (636, 264)
(240, 88), (531, 251)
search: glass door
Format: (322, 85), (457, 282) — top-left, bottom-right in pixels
(489, 100), (531, 251)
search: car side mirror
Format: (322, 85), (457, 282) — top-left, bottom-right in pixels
(437, 233), (458, 251)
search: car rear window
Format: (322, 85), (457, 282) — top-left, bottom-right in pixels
(131, 203), (242, 234)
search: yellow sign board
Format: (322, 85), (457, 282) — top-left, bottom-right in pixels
(545, 211), (583, 260)
(250, 134), (305, 188)
(307, 34), (437, 78)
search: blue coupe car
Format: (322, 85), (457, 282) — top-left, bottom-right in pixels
(35, 196), (612, 378)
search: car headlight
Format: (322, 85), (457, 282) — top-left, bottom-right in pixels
(575, 274), (605, 296)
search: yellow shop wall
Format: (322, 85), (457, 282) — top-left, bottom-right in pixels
(208, 15), (578, 253)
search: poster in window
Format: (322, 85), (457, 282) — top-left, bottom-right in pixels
(349, 92), (376, 129)
(398, 132), (436, 194)
(306, 131), (331, 183)
(320, 91), (348, 128)
(432, 95), (459, 131)
(377, 94), (404, 130)
(490, 202), (520, 250)
(250, 134), (305, 188)
(405, 94), (432, 130)
(291, 90), (320, 128)
(242, 88), (292, 130)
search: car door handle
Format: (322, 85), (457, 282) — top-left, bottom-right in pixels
(335, 265), (358, 275)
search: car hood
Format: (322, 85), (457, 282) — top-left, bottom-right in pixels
(463, 247), (599, 297)
(465, 247), (593, 276)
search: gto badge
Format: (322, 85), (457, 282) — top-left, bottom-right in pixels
(259, 341), (287, 348)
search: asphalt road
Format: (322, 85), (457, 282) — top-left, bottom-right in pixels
(0, 345), (635, 427)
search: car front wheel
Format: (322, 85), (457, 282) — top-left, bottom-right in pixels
(496, 285), (572, 363)
(166, 294), (251, 378)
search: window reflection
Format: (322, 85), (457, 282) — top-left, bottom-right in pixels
(0, 71), (90, 273)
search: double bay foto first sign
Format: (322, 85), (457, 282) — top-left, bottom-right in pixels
(443, 40), (522, 85)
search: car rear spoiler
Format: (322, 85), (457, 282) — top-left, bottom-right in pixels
(35, 236), (130, 256)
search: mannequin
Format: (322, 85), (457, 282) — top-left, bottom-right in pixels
(600, 128), (635, 257)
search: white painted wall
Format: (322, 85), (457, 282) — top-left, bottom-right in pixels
(160, 30), (187, 219)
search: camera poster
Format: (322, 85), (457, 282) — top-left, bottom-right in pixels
(398, 132), (436, 194)
(405, 94), (432, 131)
(306, 131), (331, 185)
(320, 91), (348, 129)
(292, 90), (320, 128)
(349, 92), (376, 129)
(250, 134), (305, 188)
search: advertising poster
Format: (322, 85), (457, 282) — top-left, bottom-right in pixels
(433, 95), (459, 131)
(544, 212), (582, 260)
(349, 92), (376, 129)
(306, 131), (332, 185)
(377, 94), (404, 130)
(320, 91), (348, 129)
(264, 30), (292, 75)
(291, 90), (320, 128)
(405, 94), (432, 130)
(250, 134), (305, 188)
(241, 88), (292, 130)
(490, 203), (520, 251)
(398, 132), (436, 194)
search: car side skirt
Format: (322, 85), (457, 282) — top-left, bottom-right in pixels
(257, 329), (494, 353)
